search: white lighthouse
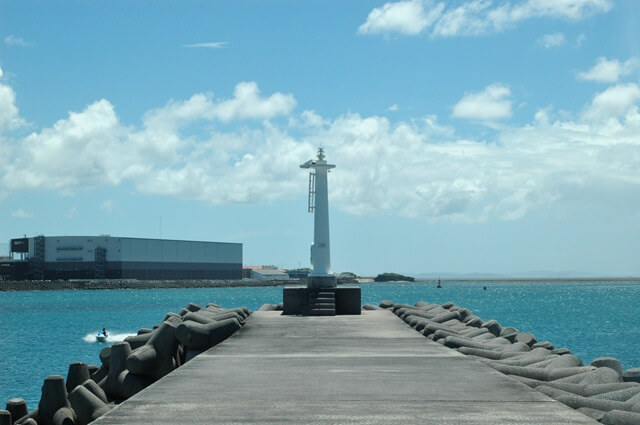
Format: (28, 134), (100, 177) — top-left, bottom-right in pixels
(301, 147), (337, 288)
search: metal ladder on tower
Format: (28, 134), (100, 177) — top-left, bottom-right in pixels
(308, 288), (336, 316)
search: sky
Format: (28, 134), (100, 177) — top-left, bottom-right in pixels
(0, 0), (639, 277)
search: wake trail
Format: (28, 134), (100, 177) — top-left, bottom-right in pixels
(82, 332), (136, 343)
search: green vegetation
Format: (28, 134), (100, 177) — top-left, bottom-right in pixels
(374, 272), (415, 282)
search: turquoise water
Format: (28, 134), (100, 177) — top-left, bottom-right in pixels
(1, 280), (639, 408)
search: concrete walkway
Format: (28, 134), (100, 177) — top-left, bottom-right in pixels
(94, 310), (597, 424)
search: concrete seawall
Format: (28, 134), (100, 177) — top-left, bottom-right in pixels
(0, 279), (297, 292)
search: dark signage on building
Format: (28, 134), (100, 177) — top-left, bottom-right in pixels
(11, 238), (29, 253)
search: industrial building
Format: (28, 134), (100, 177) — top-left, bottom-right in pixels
(1, 235), (242, 280)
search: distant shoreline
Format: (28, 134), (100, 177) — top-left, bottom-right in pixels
(412, 277), (640, 282)
(1, 276), (638, 291)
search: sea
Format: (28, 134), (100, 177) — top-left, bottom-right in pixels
(1, 279), (639, 409)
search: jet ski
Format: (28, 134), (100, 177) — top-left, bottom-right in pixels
(96, 330), (108, 342)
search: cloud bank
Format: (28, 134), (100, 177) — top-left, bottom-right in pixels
(359, 0), (613, 37)
(1, 67), (639, 223)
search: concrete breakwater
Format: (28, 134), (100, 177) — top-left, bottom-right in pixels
(1, 302), (250, 425)
(367, 299), (640, 425)
(0, 279), (296, 292)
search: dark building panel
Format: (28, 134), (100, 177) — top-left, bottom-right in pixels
(10, 238), (29, 253)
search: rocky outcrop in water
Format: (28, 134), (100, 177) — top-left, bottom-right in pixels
(381, 299), (640, 425)
(3, 302), (249, 425)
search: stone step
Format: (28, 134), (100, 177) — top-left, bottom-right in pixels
(310, 296), (334, 303)
(309, 308), (335, 316)
(309, 303), (335, 310)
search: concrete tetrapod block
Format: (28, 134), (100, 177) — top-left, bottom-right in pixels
(458, 346), (526, 360)
(66, 362), (91, 394)
(99, 346), (111, 369)
(531, 354), (582, 370)
(175, 317), (241, 351)
(100, 342), (134, 401)
(37, 375), (73, 425)
(493, 347), (557, 366)
(87, 365), (99, 377)
(488, 363), (596, 381)
(623, 368), (640, 383)
(532, 341), (555, 350)
(257, 304), (277, 311)
(451, 307), (472, 321)
(515, 332), (538, 347)
(459, 327), (491, 338)
(536, 385), (640, 414)
(464, 315), (484, 327)
(6, 398), (28, 423)
(591, 357), (623, 378)
(90, 366), (108, 384)
(553, 366), (621, 385)
(69, 385), (112, 425)
(600, 409), (640, 425)
(470, 332), (498, 342)
(500, 327), (519, 343)
(576, 407), (606, 422)
(81, 379), (108, 404)
(591, 386), (640, 402)
(17, 419), (36, 425)
(126, 320), (179, 381)
(362, 304), (381, 310)
(0, 410), (11, 425)
(51, 407), (75, 425)
(207, 306), (249, 320)
(582, 383), (640, 397)
(530, 382), (640, 396)
(182, 311), (244, 325)
(124, 332), (153, 350)
(481, 319), (502, 336)
(443, 335), (494, 350)
(184, 348), (205, 363)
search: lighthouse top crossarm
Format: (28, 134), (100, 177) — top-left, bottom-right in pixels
(300, 148), (336, 287)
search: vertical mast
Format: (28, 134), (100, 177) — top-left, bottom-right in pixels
(300, 148), (336, 287)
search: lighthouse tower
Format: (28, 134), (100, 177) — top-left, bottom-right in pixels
(300, 148), (337, 288)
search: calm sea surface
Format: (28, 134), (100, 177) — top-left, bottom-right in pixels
(1, 280), (639, 408)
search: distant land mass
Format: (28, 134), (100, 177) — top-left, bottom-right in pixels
(410, 271), (638, 280)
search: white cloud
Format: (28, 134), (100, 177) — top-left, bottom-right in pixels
(582, 83), (640, 121)
(2, 99), (129, 191)
(358, 0), (444, 35)
(360, 0), (613, 37)
(452, 84), (512, 121)
(387, 104), (399, 111)
(537, 32), (566, 48)
(577, 57), (639, 83)
(0, 68), (26, 130)
(211, 82), (296, 122)
(4, 35), (33, 47)
(11, 208), (33, 218)
(183, 41), (228, 49)
(1, 77), (639, 224)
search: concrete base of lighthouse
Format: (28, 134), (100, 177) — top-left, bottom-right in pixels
(283, 286), (361, 316)
(308, 275), (337, 288)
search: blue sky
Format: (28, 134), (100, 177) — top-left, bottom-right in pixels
(1, 0), (639, 277)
